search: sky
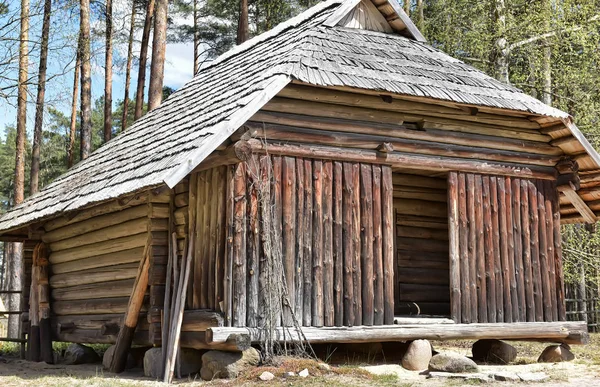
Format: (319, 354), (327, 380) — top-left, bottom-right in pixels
(0, 0), (197, 140)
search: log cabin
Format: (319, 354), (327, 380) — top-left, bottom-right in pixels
(0, 0), (596, 359)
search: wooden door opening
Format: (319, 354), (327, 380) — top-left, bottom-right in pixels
(393, 171), (450, 317)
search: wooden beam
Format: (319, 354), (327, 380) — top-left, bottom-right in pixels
(558, 184), (596, 224)
(206, 321), (589, 345)
(108, 242), (151, 373)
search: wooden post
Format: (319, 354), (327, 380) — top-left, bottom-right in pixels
(312, 160), (324, 327)
(382, 166), (395, 325)
(28, 264), (40, 362)
(528, 181), (543, 322)
(551, 181), (566, 321)
(282, 157), (296, 326)
(303, 159), (313, 327)
(109, 243), (151, 373)
(474, 175), (487, 323)
(458, 173), (470, 323)
(520, 180), (535, 322)
(448, 172), (461, 323)
(496, 177), (508, 322)
(323, 161), (334, 327)
(232, 163), (247, 327)
(247, 157), (260, 328)
(360, 164), (374, 326)
(372, 165), (384, 326)
(333, 162), (344, 327)
(351, 163), (362, 326)
(504, 177), (519, 321)
(543, 181), (558, 321)
(512, 178), (526, 322)
(466, 174), (478, 321)
(482, 176), (496, 323)
(295, 158), (305, 323)
(536, 181), (553, 321)
(342, 162), (354, 327)
(36, 242), (52, 364)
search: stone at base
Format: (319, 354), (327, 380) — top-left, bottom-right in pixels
(143, 347), (204, 379)
(538, 344), (575, 363)
(64, 344), (101, 365)
(517, 372), (549, 382)
(259, 371), (275, 381)
(102, 345), (137, 370)
(200, 348), (260, 380)
(428, 353), (479, 373)
(428, 372), (491, 382)
(401, 339), (432, 371)
(472, 339), (517, 364)
(298, 368), (309, 378)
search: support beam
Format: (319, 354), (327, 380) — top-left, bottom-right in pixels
(558, 184), (596, 224)
(206, 321), (589, 346)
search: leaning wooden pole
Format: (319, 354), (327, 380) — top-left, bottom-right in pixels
(164, 235), (195, 383)
(109, 242), (151, 373)
(27, 263), (40, 362)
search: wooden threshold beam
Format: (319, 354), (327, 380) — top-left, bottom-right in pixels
(206, 321), (589, 346)
(558, 184), (596, 224)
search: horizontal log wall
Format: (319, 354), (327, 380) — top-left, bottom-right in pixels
(43, 190), (170, 345)
(224, 156), (394, 328)
(393, 173), (450, 317)
(448, 172), (566, 324)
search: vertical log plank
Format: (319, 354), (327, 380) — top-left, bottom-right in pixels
(258, 156), (272, 328)
(351, 163), (362, 326)
(543, 181), (558, 321)
(528, 181), (543, 322)
(466, 174), (478, 321)
(246, 157), (260, 327)
(303, 160), (313, 326)
(448, 172), (461, 323)
(232, 163), (247, 327)
(333, 162), (344, 327)
(323, 161), (334, 327)
(474, 174), (487, 323)
(497, 177), (509, 322)
(282, 157), (297, 326)
(381, 166), (395, 325)
(272, 156), (283, 326)
(372, 165), (384, 326)
(224, 166), (234, 326)
(360, 164), (374, 326)
(312, 160), (324, 327)
(458, 173), (471, 323)
(342, 162), (355, 327)
(215, 166), (226, 313)
(550, 181), (566, 321)
(504, 177), (519, 321)
(208, 169), (219, 311)
(536, 181), (552, 321)
(512, 178), (526, 322)
(295, 158), (305, 322)
(200, 169), (211, 309)
(189, 173), (199, 310)
(482, 176), (496, 323)
(520, 180), (535, 322)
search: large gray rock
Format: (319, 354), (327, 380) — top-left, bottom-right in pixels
(63, 344), (100, 365)
(102, 345), (137, 370)
(429, 353), (479, 373)
(200, 348), (260, 380)
(472, 339), (517, 364)
(538, 344), (575, 363)
(401, 340), (432, 371)
(143, 347), (203, 379)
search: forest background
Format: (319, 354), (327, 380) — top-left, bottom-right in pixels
(0, 0), (599, 333)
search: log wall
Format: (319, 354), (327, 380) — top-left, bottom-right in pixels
(393, 173), (450, 316)
(42, 190), (170, 345)
(448, 172), (566, 324)
(223, 156), (395, 328)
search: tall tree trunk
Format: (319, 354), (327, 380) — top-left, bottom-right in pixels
(68, 38), (82, 168)
(104, 0), (113, 142)
(491, 0), (509, 84)
(148, 0), (168, 111)
(404, 0), (410, 16)
(122, 2), (136, 131)
(11, 0), (29, 340)
(193, 0), (199, 74)
(236, 0), (249, 45)
(134, 0), (155, 120)
(80, 0), (93, 160)
(540, 0), (552, 106)
(416, 0), (424, 31)
(30, 0), (52, 195)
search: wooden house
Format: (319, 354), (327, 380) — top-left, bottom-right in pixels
(0, 0), (596, 356)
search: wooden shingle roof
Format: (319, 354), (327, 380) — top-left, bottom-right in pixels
(0, 0), (597, 233)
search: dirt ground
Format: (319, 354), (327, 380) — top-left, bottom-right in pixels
(0, 336), (599, 386)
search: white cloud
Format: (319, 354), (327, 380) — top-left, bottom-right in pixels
(164, 42), (195, 89)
